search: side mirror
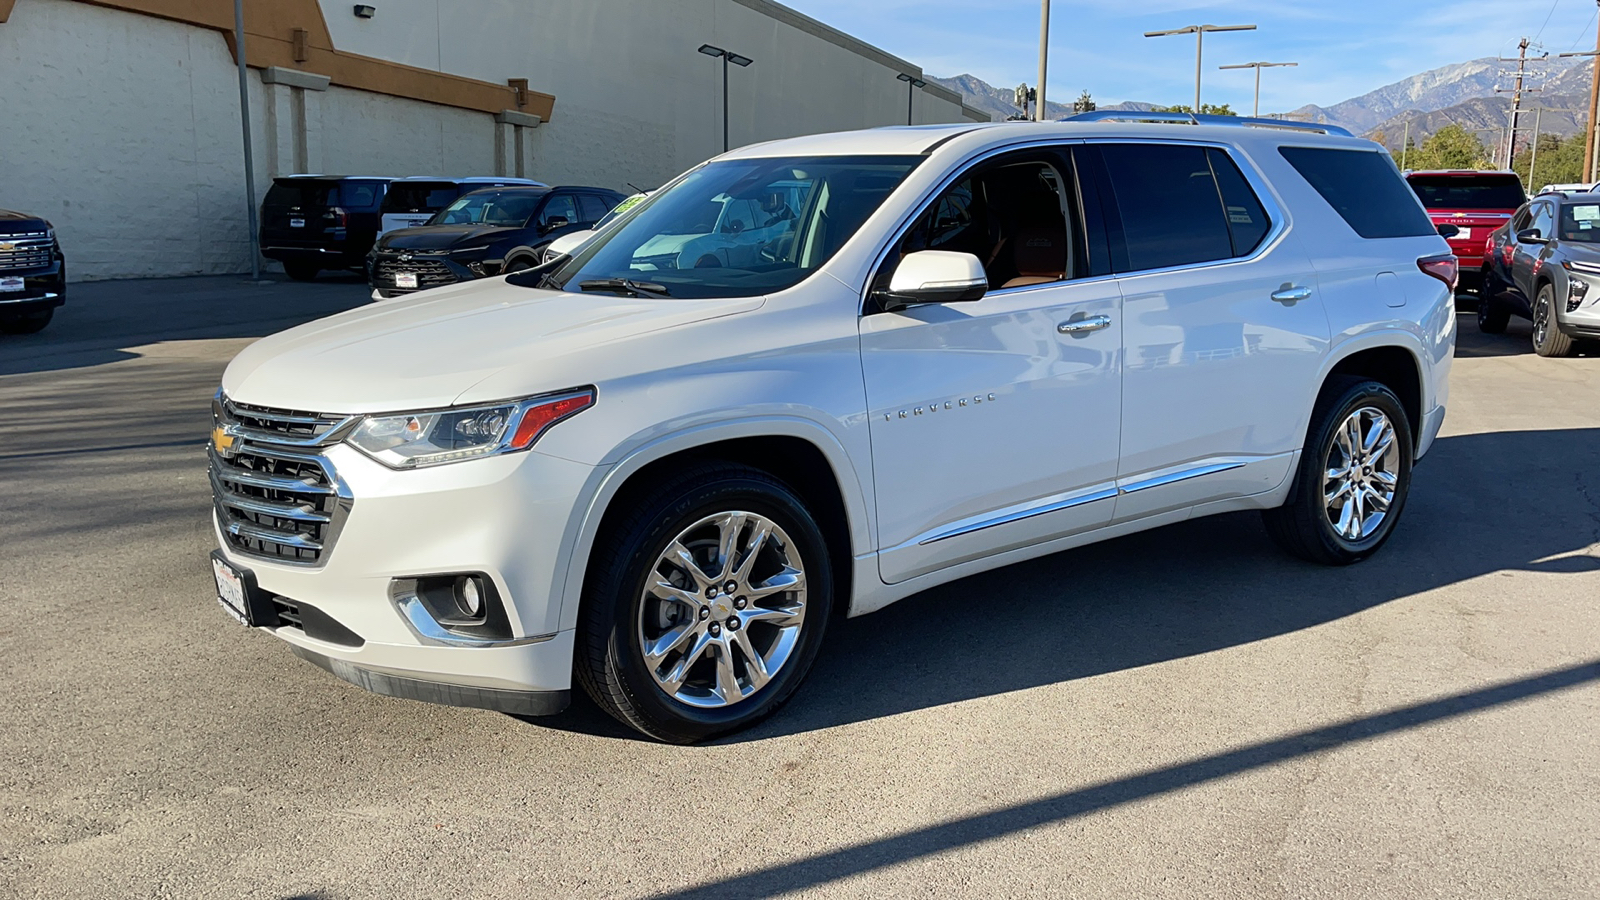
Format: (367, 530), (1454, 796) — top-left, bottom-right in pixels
(1517, 227), (1546, 244)
(1436, 223), (1460, 239)
(878, 250), (987, 311)
(543, 216), (570, 233)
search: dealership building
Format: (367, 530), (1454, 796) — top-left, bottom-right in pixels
(0, 0), (986, 280)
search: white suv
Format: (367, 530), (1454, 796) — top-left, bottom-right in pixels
(209, 116), (1456, 743)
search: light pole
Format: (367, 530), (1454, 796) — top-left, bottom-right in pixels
(896, 73), (926, 125)
(233, 0), (260, 280)
(1144, 24), (1257, 115)
(1036, 0), (1050, 121)
(1218, 61), (1297, 117)
(698, 44), (753, 154)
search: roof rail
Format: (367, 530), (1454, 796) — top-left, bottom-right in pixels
(1062, 110), (1353, 138)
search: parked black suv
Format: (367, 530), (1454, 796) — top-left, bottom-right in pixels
(367, 185), (624, 299)
(0, 209), (66, 334)
(259, 176), (389, 281)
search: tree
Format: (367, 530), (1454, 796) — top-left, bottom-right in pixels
(1153, 103), (1237, 116)
(1370, 128), (1389, 150)
(1512, 132), (1586, 188)
(1402, 124), (1490, 171)
(1073, 90), (1096, 114)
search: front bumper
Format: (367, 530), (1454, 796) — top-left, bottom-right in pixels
(211, 440), (602, 713)
(0, 260), (66, 313)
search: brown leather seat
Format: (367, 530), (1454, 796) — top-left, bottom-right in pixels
(1000, 222), (1066, 289)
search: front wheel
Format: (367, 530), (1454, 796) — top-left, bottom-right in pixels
(1263, 378), (1414, 566)
(1532, 283), (1575, 357)
(576, 465), (833, 743)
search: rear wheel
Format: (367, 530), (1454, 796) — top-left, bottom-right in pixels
(1532, 283), (1575, 357)
(576, 465), (832, 743)
(283, 261), (320, 282)
(1477, 290), (1509, 334)
(1263, 378), (1414, 566)
(0, 308), (53, 334)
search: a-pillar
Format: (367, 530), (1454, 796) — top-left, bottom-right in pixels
(261, 66), (331, 177)
(494, 110), (542, 178)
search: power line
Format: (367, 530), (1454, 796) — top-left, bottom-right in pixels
(1570, 6), (1598, 51)
(1535, 0), (1561, 43)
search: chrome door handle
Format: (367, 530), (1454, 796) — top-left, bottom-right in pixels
(1058, 315), (1112, 334)
(1271, 286), (1313, 304)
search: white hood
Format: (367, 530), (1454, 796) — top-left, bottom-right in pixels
(222, 279), (762, 412)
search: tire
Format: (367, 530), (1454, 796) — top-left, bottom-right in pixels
(1477, 291), (1509, 334)
(0, 308), (53, 334)
(576, 464), (833, 743)
(283, 261), (320, 282)
(1263, 378), (1414, 566)
(502, 257), (534, 274)
(1531, 282), (1575, 358)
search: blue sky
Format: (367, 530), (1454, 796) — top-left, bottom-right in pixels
(785, 0), (1600, 112)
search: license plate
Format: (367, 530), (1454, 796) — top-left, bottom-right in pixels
(395, 272), (418, 289)
(213, 557), (250, 626)
(0, 277), (22, 292)
(289, 218), (306, 228)
(1454, 228), (1472, 240)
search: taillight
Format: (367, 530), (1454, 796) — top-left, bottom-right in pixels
(1418, 253), (1459, 291)
(1483, 236), (1495, 257)
(323, 206), (348, 228)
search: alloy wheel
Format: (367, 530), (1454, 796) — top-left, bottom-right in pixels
(637, 511), (807, 709)
(1323, 406), (1400, 541)
(1533, 291), (1551, 347)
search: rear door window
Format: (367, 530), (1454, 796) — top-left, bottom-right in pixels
(1096, 143), (1237, 271)
(1279, 147), (1437, 239)
(1405, 174), (1526, 210)
(540, 194), (579, 229)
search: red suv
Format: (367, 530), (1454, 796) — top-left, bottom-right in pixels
(1404, 170), (1527, 292)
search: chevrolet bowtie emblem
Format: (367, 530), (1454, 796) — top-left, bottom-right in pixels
(211, 424), (239, 458)
(0, 242), (14, 252)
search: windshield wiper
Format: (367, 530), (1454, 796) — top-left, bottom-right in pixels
(577, 278), (672, 298)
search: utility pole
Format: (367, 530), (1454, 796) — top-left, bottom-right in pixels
(1496, 38), (1542, 171)
(1036, 0), (1050, 121)
(1401, 120), (1410, 170)
(1528, 107), (1543, 188)
(1559, 10), (1600, 182)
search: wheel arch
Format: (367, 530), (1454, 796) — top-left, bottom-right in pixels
(554, 418), (872, 633)
(1321, 341), (1425, 451)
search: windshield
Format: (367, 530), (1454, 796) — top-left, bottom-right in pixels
(430, 190), (546, 227)
(539, 155), (922, 298)
(1559, 202), (1600, 242)
(1407, 175), (1526, 210)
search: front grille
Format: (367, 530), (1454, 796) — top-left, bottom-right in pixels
(373, 256), (459, 290)
(211, 397), (353, 566)
(0, 232), (54, 272)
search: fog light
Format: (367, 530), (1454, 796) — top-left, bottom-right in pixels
(455, 576), (484, 618)
(1569, 279), (1589, 312)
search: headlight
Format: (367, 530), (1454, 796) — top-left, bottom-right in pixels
(345, 388), (594, 469)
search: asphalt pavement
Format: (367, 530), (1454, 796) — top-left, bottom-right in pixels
(2, 276), (1598, 899)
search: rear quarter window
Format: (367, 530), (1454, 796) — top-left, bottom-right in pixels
(1279, 147), (1437, 239)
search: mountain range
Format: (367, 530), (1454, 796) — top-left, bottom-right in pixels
(931, 55), (1596, 150)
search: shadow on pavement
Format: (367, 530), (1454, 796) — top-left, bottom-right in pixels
(654, 659), (1600, 899)
(535, 427), (1600, 742)
(0, 273), (372, 377)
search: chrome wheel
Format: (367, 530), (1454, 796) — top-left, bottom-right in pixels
(637, 511), (806, 709)
(1323, 406), (1400, 541)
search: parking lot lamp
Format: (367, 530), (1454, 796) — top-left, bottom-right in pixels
(698, 44), (754, 153)
(1145, 24), (1257, 115)
(1219, 61), (1298, 117)
(896, 73), (927, 125)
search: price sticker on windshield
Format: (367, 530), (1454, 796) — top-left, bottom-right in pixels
(1574, 205), (1600, 222)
